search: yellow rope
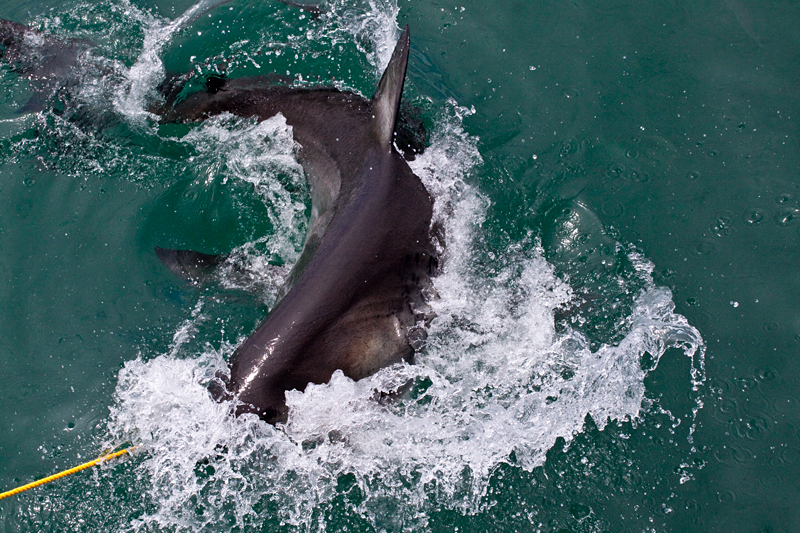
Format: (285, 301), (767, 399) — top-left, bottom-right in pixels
(0, 446), (136, 500)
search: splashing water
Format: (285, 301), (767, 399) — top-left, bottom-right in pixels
(112, 0), (233, 124)
(310, 0), (401, 76)
(181, 113), (309, 301)
(101, 1), (705, 531)
(105, 99), (704, 531)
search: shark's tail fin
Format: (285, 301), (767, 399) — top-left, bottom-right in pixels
(371, 25), (410, 149)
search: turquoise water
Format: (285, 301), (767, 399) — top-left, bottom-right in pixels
(0, 0), (796, 531)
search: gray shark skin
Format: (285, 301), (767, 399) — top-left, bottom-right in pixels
(162, 27), (437, 423)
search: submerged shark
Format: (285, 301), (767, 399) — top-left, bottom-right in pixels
(0, 17), (438, 424)
(0, 18), (94, 112)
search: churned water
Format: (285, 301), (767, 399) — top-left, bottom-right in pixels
(0, 1), (796, 532)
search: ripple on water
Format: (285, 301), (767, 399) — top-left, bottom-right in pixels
(742, 207), (765, 225)
(773, 206), (799, 227)
(16, 198), (33, 217)
(712, 445), (736, 465)
(695, 239), (716, 255)
(563, 87), (580, 99)
(715, 489), (737, 505)
(737, 376), (759, 390)
(601, 200), (625, 218)
(708, 377), (733, 396)
(559, 138), (579, 156)
(773, 396), (800, 416)
(603, 164), (626, 192)
(768, 454), (786, 469)
(710, 210), (735, 237)
(684, 498), (699, 511)
(734, 415), (773, 441)
(718, 398), (738, 414)
(782, 446), (800, 465)
(626, 168), (649, 182)
(758, 469), (784, 491)
(731, 444), (757, 465)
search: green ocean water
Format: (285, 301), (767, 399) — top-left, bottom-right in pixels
(0, 0), (796, 531)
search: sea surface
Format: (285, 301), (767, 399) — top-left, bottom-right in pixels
(0, 0), (796, 531)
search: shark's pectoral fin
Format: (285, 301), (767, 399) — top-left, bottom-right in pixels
(154, 247), (229, 284)
(371, 25), (410, 149)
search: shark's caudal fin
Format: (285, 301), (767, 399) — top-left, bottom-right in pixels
(371, 25), (410, 149)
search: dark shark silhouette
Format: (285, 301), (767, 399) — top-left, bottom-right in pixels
(167, 27), (437, 423)
(0, 18), (94, 112)
(0, 17), (437, 424)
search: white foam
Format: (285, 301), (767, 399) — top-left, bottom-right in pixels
(112, 0), (230, 124)
(311, 0), (401, 76)
(106, 98), (704, 531)
(177, 112), (308, 302)
(104, 2), (705, 531)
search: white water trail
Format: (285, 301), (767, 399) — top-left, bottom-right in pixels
(112, 0), (229, 124)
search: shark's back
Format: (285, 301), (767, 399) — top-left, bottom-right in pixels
(166, 28), (437, 422)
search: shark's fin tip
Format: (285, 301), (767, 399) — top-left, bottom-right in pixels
(371, 25), (410, 149)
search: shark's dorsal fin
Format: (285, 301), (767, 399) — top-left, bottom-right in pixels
(371, 25), (410, 149)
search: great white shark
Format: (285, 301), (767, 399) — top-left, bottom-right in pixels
(1, 16), (438, 424)
(162, 27), (437, 423)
